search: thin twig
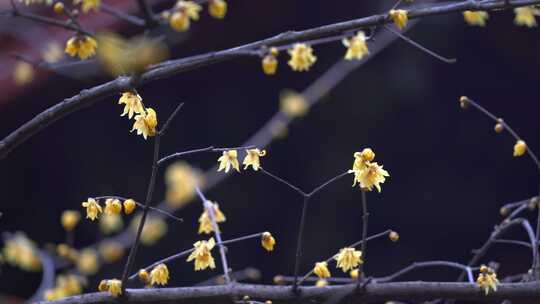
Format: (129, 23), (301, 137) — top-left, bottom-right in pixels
(292, 196), (310, 291)
(374, 261), (476, 283)
(100, 3), (146, 27)
(259, 168), (307, 197)
(358, 190), (369, 281)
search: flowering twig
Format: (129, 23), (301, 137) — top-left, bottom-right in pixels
(195, 186), (232, 283)
(92, 196), (184, 223)
(128, 232), (265, 280)
(374, 261), (476, 284)
(2, 0), (540, 159)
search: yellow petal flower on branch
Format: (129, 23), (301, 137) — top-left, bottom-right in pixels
(350, 161), (389, 192)
(104, 199), (122, 215)
(217, 150), (240, 173)
(123, 199), (137, 214)
(280, 90), (309, 118)
(138, 269), (150, 284)
(243, 149), (266, 171)
(476, 265), (499, 295)
(350, 268), (359, 279)
(389, 231), (400, 242)
(132, 108), (158, 140)
(209, 0), (227, 19)
(287, 43), (317, 71)
(65, 36), (98, 60)
(342, 31), (369, 60)
(389, 9), (408, 30)
(107, 279), (122, 297)
(3, 233), (41, 271)
(513, 140), (527, 157)
(170, 1), (202, 31)
(315, 279), (328, 287)
(314, 261), (331, 279)
(13, 62), (34, 86)
(170, 11), (190, 31)
(118, 92), (144, 119)
(61, 210), (80, 231)
(77, 248), (100, 275)
(76, 0), (101, 13)
(261, 232), (276, 251)
(187, 237), (216, 270)
(98, 279), (109, 292)
(463, 11), (489, 27)
(198, 201), (226, 234)
(82, 198), (102, 220)
(334, 247), (363, 272)
(150, 263), (170, 286)
(262, 54), (278, 75)
(53, 2), (64, 14)
(514, 6), (540, 27)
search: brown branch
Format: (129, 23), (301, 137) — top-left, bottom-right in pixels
(2, 0), (540, 159)
(39, 282), (540, 304)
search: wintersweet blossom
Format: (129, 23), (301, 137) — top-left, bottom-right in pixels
(132, 108), (158, 139)
(104, 199), (122, 215)
(334, 247), (363, 272)
(262, 47), (279, 75)
(107, 279), (122, 297)
(350, 161), (389, 192)
(82, 198), (102, 220)
(513, 140), (527, 157)
(150, 263), (170, 286)
(77, 249), (100, 275)
(75, 0), (101, 13)
(170, 1), (202, 31)
(389, 9), (408, 30)
(514, 6), (540, 27)
(123, 199), (137, 214)
(314, 262), (331, 279)
(187, 238), (216, 270)
(198, 202), (226, 234)
(342, 31), (369, 60)
(261, 232), (276, 251)
(217, 150), (240, 173)
(118, 92), (144, 119)
(209, 0), (227, 19)
(476, 265), (499, 295)
(243, 149), (266, 171)
(463, 11), (489, 26)
(65, 36), (98, 60)
(280, 90), (309, 117)
(61, 210), (80, 231)
(287, 43), (317, 71)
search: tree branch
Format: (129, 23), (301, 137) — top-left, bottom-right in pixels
(2, 0), (540, 159)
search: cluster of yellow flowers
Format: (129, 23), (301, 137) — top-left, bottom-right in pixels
(2, 233), (41, 271)
(117, 92), (158, 140)
(81, 197), (136, 221)
(476, 265), (500, 295)
(65, 35), (98, 60)
(463, 6), (540, 27)
(98, 279), (122, 297)
(198, 201), (226, 234)
(313, 247), (363, 280)
(165, 0), (227, 32)
(44, 274), (85, 301)
(389, 9), (409, 30)
(348, 148), (390, 192)
(217, 148), (267, 173)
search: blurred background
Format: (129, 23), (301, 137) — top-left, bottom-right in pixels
(0, 0), (539, 301)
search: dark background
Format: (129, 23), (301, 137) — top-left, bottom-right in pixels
(0, 0), (539, 300)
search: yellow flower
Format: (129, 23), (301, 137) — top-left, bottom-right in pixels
(262, 54), (278, 75)
(217, 150), (240, 173)
(165, 162), (202, 207)
(170, 1), (202, 31)
(476, 265), (499, 295)
(463, 11), (489, 26)
(315, 279), (328, 287)
(513, 140), (527, 157)
(261, 232), (276, 251)
(132, 108), (158, 140)
(107, 279), (122, 297)
(198, 201), (226, 234)
(98, 279), (109, 292)
(176, 0), (202, 19)
(280, 90), (309, 117)
(56, 244), (78, 261)
(104, 199), (122, 215)
(334, 247), (363, 272)
(45, 274), (84, 300)
(77, 248), (100, 275)
(514, 6), (540, 27)
(350, 161), (389, 192)
(187, 237), (216, 270)
(118, 92), (144, 119)
(342, 31), (369, 60)
(389, 231), (400, 242)
(42, 42), (63, 64)
(209, 0), (227, 19)
(287, 43), (317, 71)
(99, 241), (124, 263)
(76, 0), (101, 13)
(13, 62), (34, 86)
(243, 149), (266, 171)
(65, 35), (98, 60)
(350, 268), (359, 279)
(150, 263), (170, 286)
(138, 269), (150, 284)
(82, 198), (102, 220)
(3, 233), (41, 271)
(314, 262), (331, 279)
(131, 215), (168, 246)
(170, 11), (190, 31)
(61, 210), (80, 231)
(123, 199), (137, 214)
(99, 214), (124, 234)
(389, 9), (408, 30)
